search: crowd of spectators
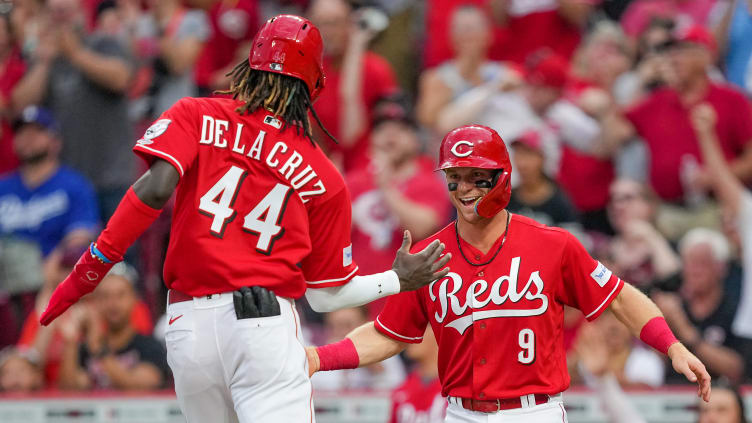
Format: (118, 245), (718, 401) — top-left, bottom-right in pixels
(0, 0), (751, 421)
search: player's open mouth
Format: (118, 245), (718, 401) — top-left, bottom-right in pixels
(459, 196), (480, 206)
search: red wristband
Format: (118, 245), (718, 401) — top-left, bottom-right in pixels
(639, 316), (679, 355)
(316, 338), (360, 371)
(97, 188), (162, 260)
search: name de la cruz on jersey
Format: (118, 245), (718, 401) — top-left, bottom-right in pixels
(199, 115), (326, 202)
(429, 257), (549, 335)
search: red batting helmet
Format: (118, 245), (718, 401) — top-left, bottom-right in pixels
(438, 125), (512, 218)
(249, 15), (325, 101)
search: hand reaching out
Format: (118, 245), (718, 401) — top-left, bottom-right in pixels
(392, 231), (451, 292)
(668, 343), (711, 402)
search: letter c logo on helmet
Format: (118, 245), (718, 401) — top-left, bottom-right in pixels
(437, 125), (513, 218)
(248, 15), (326, 101)
(450, 140), (474, 157)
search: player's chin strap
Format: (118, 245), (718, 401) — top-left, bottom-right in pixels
(474, 170), (511, 218)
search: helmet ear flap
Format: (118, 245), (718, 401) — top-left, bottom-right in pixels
(474, 171), (511, 218)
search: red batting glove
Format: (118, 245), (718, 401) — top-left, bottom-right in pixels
(39, 244), (117, 326)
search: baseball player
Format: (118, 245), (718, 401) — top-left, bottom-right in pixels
(38, 15), (450, 422)
(308, 125), (712, 422)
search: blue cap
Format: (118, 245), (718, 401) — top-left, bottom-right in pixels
(13, 106), (59, 133)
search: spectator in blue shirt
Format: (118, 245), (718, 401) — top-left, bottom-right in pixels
(0, 106), (99, 346)
(716, 0), (752, 96)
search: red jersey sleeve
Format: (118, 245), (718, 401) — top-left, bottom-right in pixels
(301, 187), (359, 288)
(133, 98), (200, 177)
(557, 231), (623, 321)
(375, 290), (429, 344)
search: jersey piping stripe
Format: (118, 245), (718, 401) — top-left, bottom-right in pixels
(305, 267), (359, 285)
(585, 278), (623, 319)
(375, 317), (424, 341)
(136, 145), (185, 177)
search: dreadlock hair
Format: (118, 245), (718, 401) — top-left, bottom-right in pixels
(216, 60), (337, 145)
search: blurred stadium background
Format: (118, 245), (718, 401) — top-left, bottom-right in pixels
(1, 0), (752, 422)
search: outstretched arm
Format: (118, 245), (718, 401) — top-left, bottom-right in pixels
(608, 283), (711, 401)
(39, 159), (179, 325)
(305, 231), (451, 312)
(691, 104), (745, 214)
(306, 322), (407, 377)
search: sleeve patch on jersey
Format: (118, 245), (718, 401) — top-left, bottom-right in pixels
(343, 244), (353, 267)
(263, 115), (282, 129)
(590, 261), (613, 288)
(137, 119), (171, 145)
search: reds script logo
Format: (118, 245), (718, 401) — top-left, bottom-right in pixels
(429, 257), (548, 335)
(450, 141), (473, 157)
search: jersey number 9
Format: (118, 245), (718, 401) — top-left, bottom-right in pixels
(518, 328), (535, 365)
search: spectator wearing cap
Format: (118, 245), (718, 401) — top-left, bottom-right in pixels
(346, 95), (451, 318)
(11, 0), (134, 221)
(416, 5), (520, 139)
(308, 0), (398, 172)
(0, 106), (99, 348)
(58, 262), (168, 391)
(617, 25), (752, 211)
(493, 50), (618, 232)
(506, 130), (580, 232)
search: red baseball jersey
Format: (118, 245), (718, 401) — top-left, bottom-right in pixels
(390, 372), (445, 423)
(132, 97), (358, 298)
(375, 214), (623, 399)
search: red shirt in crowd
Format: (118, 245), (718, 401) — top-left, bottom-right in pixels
(376, 214), (623, 398)
(490, 0), (593, 65)
(390, 372), (446, 423)
(423, 0), (590, 68)
(133, 97), (359, 298)
(195, 0), (259, 90)
(315, 53), (398, 172)
(0, 48), (26, 175)
(347, 157), (450, 317)
(626, 83), (752, 202)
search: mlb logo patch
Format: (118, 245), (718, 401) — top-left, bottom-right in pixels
(343, 244), (353, 267)
(137, 119), (171, 145)
(263, 115), (282, 129)
(590, 261), (612, 287)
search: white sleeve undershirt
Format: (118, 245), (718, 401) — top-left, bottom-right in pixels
(304, 270), (401, 313)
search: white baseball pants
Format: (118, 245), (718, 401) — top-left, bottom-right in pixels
(446, 394), (567, 423)
(164, 292), (313, 423)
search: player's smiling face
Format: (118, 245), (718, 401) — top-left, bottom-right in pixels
(444, 167), (494, 224)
